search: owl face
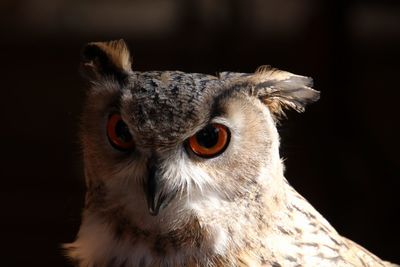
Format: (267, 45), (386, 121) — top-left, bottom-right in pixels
(78, 40), (319, 246)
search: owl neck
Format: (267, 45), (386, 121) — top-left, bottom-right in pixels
(65, 168), (390, 266)
(67, 167), (339, 267)
(64, 170), (290, 266)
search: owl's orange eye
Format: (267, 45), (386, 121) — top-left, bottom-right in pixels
(187, 123), (230, 158)
(106, 114), (135, 151)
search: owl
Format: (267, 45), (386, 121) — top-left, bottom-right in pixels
(64, 40), (398, 267)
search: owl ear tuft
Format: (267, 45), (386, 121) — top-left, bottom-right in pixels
(80, 39), (132, 82)
(251, 66), (320, 119)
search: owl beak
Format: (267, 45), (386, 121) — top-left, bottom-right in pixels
(145, 163), (176, 216)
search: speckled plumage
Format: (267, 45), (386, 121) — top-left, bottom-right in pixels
(65, 40), (398, 267)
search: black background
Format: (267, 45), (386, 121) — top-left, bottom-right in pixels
(1, 0), (399, 266)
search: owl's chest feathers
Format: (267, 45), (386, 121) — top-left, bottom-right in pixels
(71, 187), (270, 267)
(68, 183), (386, 267)
(69, 183), (308, 266)
(71, 212), (244, 267)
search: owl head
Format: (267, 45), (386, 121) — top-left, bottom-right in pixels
(67, 39), (319, 265)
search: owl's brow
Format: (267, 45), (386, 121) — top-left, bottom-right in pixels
(210, 81), (252, 116)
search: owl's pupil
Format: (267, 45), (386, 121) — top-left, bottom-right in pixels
(115, 120), (132, 142)
(196, 125), (219, 148)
